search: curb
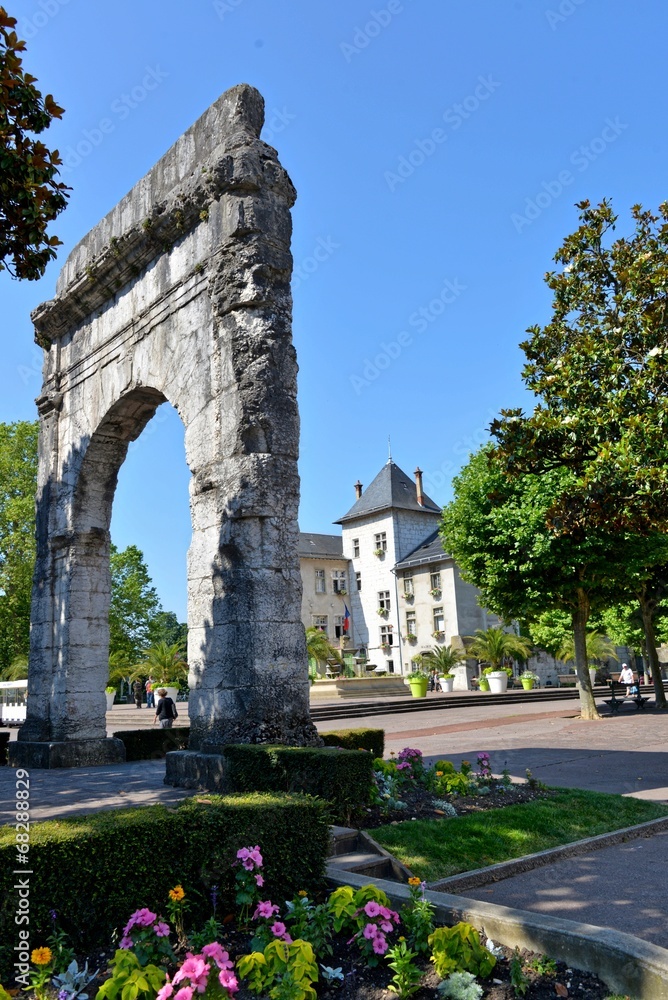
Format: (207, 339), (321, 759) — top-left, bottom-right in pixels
(327, 868), (668, 999)
(426, 814), (668, 893)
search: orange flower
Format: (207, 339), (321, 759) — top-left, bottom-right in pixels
(436, 771), (443, 777)
(408, 877), (421, 887)
(31, 947), (52, 966)
(298, 890), (308, 897)
(169, 884), (185, 902)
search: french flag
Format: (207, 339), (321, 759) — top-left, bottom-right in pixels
(343, 604), (351, 632)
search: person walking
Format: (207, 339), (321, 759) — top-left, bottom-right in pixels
(145, 676), (155, 709)
(153, 688), (178, 728)
(619, 662), (634, 696)
(132, 678), (144, 708)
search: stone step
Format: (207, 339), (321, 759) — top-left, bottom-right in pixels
(327, 851), (397, 879)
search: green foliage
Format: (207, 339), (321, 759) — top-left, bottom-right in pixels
(95, 950), (165, 1000)
(283, 894), (333, 958)
(319, 728), (384, 758)
(401, 881), (435, 955)
(148, 610), (188, 650)
(466, 628), (532, 669)
(508, 949), (529, 996)
(133, 641), (187, 687)
(428, 924), (496, 979)
(437, 972), (483, 1000)
(422, 646), (464, 672)
(109, 545), (162, 665)
(527, 609), (572, 656)
(525, 954), (556, 977)
(221, 744), (374, 823)
(237, 939), (318, 1000)
(305, 627), (342, 666)
(0, 421), (37, 674)
(0, 795), (329, 980)
(327, 884), (392, 936)
(386, 940), (422, 999)
(0, 10), (69, 279)
(557, 631), (619, 666)
(114, 727), (190, 760)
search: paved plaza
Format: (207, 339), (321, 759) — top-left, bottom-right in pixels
(2, 693), (667, 945)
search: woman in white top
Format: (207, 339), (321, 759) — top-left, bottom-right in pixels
(619, 663), (634, 695)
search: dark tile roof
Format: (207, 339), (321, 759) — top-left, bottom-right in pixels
(335, 461), (441, 523)
(395, 529), (450, 570)
(298, 532), (344, 559)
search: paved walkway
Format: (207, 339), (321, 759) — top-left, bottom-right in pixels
(2, 695), (668, 946)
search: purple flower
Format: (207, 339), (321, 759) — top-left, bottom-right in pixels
(363, 923), (377, 940)
(156, 984), (174, 1000)
(253, 900), (279, 920)
(154, 922), (170, 937)
(271, 921), (287, 938)
(255, 874), (264, 887)
(218, 969), (239, 994)
(120, 936), (133, 949)
(364, 900), (381, 918)
(372, 934), (388, 955)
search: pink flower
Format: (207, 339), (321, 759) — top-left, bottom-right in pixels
(379, 906), (391, 920)
(157, 983), (174, 1000)
(372, 934), (388, 955)
(364, 900), (381, 918)
(236, 847), (250, 863)
(380, 921), (393, 933)
(202, 943), (233, 970)
(271, 922), (287, 938)
(120, 936), (133, 949)
(254, 900), (279, 920)
(174, 957), (209, 993)
(255, 874), (264, 887)
(133, 908), (158, 928)
(249, 847), (263, 867)
(218, 969), (239, 994)
(283, 934), (293, 944)
(154, 922), (170, 937)
(363, 923), (377, 940)
(174, 989), (194, 1000)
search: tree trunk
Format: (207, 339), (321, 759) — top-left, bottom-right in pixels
(638, 592), (667, 710)
(572, 589), (600, 720)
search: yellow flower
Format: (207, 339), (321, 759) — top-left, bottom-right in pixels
(298, 890), (308, 897)
(408, 877), (421, 886)
(399, 936), (406, 942)
(436, 771), (443, 777)
(169, 885), (185, 902)
(31, 948), (52, 966)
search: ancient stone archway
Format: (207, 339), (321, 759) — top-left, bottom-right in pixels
(13, 84), (319, 769)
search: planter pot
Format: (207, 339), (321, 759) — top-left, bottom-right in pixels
(439, 677), (454, 693)
(478, 678), (490, 692)
(520, 678), (535, 691)
(589, 668), (597, 688)
(408, 678), (428, 698)
(155, 685), (179, 705)
(486, 671), (509, 694)
(105, 691), (115, 711)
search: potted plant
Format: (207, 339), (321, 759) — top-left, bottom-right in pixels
(407, 670), (429, 698)
(411, 653), (423, 667)
(439, 673), (455, 693)
(432, 630), (444, 640)
(520, 670), (540, 691)
(132, 641), (188, 706)
(337, 589), (347, 597)
(381, 642), (392, 655)
(483, 664), (512, 694)
(404, 592), (414, 602)
(478, 675), (490, 692)
(429, 588), (442, 599)
(105, 686), (117, 711)
(373, 548), (385, 558)
(405, 633), (417, 643)
(377, 607), (389, 617)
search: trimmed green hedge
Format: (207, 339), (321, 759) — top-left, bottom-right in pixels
(320, 727), (384, 758)
(0, 793), (328, 982)
(222, 745), (374, 823)
(115, 726), (190, 760)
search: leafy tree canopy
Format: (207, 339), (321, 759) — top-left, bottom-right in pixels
(0, 7), (69, 279)
(109, 544), (162, 665)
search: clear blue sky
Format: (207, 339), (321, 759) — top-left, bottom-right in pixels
(2, 0), (667, 622)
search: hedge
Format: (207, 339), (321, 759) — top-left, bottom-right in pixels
(115, 726), (190, 760)
(222, 745), (374, 823)
(319, 727), (384, 758)
(0, 793), (329, 982)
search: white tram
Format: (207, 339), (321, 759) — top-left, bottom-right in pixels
(0, 679), (28, 726)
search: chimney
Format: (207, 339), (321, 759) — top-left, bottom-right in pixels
(354, 480), (363, 499)
(414, 467), (424, 506)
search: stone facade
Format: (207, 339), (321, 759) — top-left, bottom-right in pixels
(14, 85), (319, 769)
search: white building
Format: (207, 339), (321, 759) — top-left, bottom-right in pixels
(299, 459), (499, 675)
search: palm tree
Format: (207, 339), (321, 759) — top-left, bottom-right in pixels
(305, 627), (342, 668)
(557, 631), (619, 668)
(423, 645), (464, 673)
(466, 627), (532, 669)
(132, 641), (188, 686)
(0, 655), (28, 682)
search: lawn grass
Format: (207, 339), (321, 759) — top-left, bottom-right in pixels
(368, 788), (668, 881)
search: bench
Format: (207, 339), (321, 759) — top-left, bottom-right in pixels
(604, 680), (649, 714)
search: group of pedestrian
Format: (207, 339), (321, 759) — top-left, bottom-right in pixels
(130, 675), (179, 727)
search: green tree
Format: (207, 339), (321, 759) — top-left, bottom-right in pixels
(465, 627), (532, 670)
(133, 641), (188, 687)
(305, 626), (342, 671)
(441, 446), (662, 718)
(556, 631), (619, 669)
(0, 7), (69, 279)
(422, 645), (464, 673)
(527, 609), (572, 657)
(0, 420), (37, 673)
(148, 610), (187, 650)
(109, 544), (162, 664)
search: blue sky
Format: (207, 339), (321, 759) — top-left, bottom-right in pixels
(2, 0), (667, 622)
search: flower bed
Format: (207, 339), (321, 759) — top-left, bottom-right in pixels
(5, 846), (615, 1000)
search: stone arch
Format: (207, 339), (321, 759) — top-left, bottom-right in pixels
(15, 85), (319, 768)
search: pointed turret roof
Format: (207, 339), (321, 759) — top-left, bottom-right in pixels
(335, 461), (440, 524)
